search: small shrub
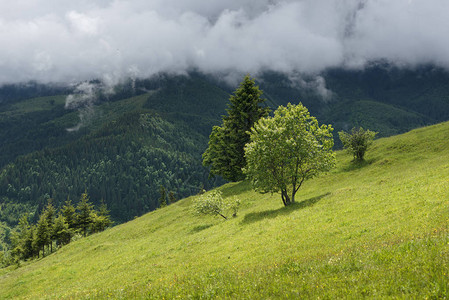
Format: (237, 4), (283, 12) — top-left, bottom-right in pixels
(339, 127), (377, 161)
(194, 191), (240, 220)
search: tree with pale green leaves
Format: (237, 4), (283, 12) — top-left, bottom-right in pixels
(194, 190), (240, 220)
(244, 103), (336, 206)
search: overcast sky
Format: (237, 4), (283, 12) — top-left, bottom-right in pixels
(1, 0), (449, 84)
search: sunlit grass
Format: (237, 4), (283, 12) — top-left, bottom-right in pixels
(1, 121), (449, 298)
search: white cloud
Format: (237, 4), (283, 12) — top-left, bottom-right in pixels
(0, 0), (448, 84)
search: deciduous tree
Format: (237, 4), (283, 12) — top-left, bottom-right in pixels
(339, 127), (377, 161)
(244, 103), (336, 206)
(194, 190), (240, 219)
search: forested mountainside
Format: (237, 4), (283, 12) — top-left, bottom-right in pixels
(0, 74), (229, 234)
(1, 65), (449, 234)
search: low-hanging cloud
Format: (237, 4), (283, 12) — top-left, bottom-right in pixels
(1, 0), (449, 85)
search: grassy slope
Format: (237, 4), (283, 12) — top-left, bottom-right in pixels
(1, 122), (449, 298)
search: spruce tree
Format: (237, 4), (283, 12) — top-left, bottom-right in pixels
(76, 192), (94, 237)
(52, 214), (72, 246)
(203, 75), (269, 181)
(61, 198), (77, 230)
(34, 213), (50, 257)
(11, 214), (34, 261)
(159, 186), (167, 208)
(168, 191), (177, 203)
(91, 199), (112, 233)
(43, 199), (56, 253)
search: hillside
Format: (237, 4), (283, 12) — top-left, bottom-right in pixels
(1, 65), (449, 234)
(1, 121), (448, 298)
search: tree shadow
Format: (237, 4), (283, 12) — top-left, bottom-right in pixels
(341, 158), (375, 172)
(190, 224), (214, 234)
(241, 193), (330, 225)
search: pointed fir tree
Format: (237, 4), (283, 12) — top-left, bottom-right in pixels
(159, 186), (167, 208)
(61, 198), (77, 230)
(76, 192), (94, 237)
(43, 199), (56, 253)
(90, 199), (112, 233)
(98, 199), (111, 218)
(168, 191), (177, 204)
(52, 214), (72, 247)
(11, 214), (35, 261)
(34, 213), (50, 257)
(203, 75), (269, 181)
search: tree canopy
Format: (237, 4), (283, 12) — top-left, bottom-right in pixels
(244, 103), (336, 206)
(203, 75), (269, 181)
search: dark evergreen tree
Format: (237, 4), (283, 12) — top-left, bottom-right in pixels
(90, 200), (112, 233)
(11, 214), (35, 261)
(90, 213), (111, 233)
(168, 191), (177, 204)
(34, 213), (50, 257)
(203, 75), (269, 181)
(76, 192), (94, 237)
(61, 199), (77, 230)
(159, 186), (167, 208)
(98, 199), (111, 218)
(43, 199), (56, 253)
(52, 214), (72, 246)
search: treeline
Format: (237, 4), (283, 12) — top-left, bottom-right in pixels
(2, 192), (111, 266)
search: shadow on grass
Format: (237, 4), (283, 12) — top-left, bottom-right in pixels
(241, 193), (330, 225)
(190, 224), (214, 234)
(341, 158), (375, 172)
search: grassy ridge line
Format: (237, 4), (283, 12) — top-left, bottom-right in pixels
(1, 122), (449, 298)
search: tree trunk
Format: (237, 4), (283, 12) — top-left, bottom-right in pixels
(291, 188), (296, 204)
(281, 190), (291, 206)
(218, 212), (228, 220)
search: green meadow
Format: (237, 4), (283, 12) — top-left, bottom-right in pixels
(1, 121), (449, 299)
